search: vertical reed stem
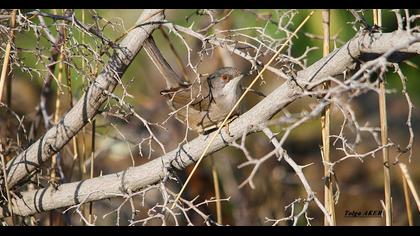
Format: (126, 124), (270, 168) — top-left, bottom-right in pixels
(321, 9), (336, 226)
(0, 10), (17, 224)
(374, 9), (392, 226)
(402, 175), (413, 226)
(211, 157), (223, 224)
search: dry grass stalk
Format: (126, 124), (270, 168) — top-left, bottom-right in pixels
(374, 9), (393, 226)
(321, 9), (336, 226)
(171, 10), (316, 209)
(399, 163), (420, 214)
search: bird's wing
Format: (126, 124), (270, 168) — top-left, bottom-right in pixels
(160, 81), (213, 112)
(161, 78), (231, 132)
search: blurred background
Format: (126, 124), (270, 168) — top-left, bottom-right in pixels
(0, 9), (419, 225)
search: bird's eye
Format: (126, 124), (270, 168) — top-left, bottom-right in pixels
(221, 75), (229, 82)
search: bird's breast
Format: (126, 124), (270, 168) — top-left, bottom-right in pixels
(213, 88), (241, 113)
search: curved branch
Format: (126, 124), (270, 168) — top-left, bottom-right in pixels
(1, 30), (419, 218)
(2, 9), (165, 189)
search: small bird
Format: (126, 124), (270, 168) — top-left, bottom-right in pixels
(161, 67), (246, 133)
(143, 38), (246, 133)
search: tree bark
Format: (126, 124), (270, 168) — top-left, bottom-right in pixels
(1, 30), (419, 218)
(2, 9), (165, 189)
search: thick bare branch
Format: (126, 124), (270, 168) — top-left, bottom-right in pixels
(2, 9), (165, 189)
(1, 30), (419, 218)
